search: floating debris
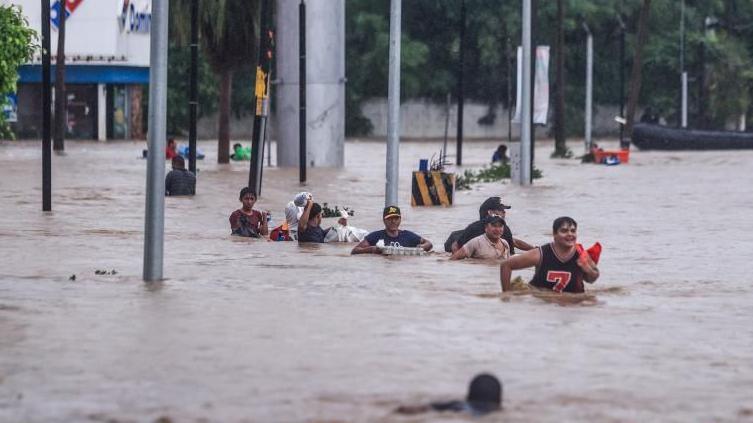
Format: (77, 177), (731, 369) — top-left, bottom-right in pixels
(68, 274), (76, 281)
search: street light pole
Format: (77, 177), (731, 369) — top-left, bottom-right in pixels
(41, 0), (52, 211)
(385, 0), (401, 206)
(680, 0), (688, 128)
(143, 0), (169, 282)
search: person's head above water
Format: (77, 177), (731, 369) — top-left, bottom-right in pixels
(466, 373), (502, 414)
(483, 215), (506, 242)
(171, 155), (185, 170)
(382, 205), (401, 233)
(233, 143), (242, 150)
(238, 187), (257, 210)
(552, 216), (578, 249)
(479, 196), (511, 219)
(308, 203), (323, 225)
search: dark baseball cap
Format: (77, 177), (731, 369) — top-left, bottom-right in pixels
(483, 215), (506, 226)
(479, 197), (511, 217)
(383, 205), (401, 219)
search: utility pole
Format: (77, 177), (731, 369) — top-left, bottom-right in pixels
(680, 0), (688, 128)
(518, 0), (533, 185)
(249, 0), (274, 195)
(143, 0), (169, 281)
(455, 0), (466, 166)
(41, 0), (51, 211)
(584, 22), (593, 152)
(385, 0), (401, 206)
(299, 0), (306, 184)
(188, 0), (198, 175)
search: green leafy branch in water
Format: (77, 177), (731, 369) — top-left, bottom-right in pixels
(321, 203), (355, 218)
(456, 163), (542, 191)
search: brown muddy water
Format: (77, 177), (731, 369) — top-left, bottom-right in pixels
(1, 138), (752, 422)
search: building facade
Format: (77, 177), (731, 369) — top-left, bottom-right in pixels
(8, 0), (151, 140)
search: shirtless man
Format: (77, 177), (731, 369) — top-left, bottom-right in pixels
(499, 216), (599, 293)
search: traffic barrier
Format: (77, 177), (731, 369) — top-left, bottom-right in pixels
(411, 171), (455, 207)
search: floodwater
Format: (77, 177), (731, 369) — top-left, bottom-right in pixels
(1, 138), (752, 422)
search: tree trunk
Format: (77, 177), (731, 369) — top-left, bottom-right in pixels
(217, 68), (233, 163)
(129, 85), (144, 139)
(53, 3), (66, 151)
(624, 0), (652, 144)
(553, 0), (567, 156)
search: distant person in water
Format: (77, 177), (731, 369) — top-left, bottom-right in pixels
(499, 216), (599, 293)
(450, 215), (510, 260)
(165, 137), (178, 159)
(230, 143), (251, 161)
(229, 187), (269, 238)
(298, 199), (329, 243)
(164, 156), (196, 196)
(395, 373), (502, 416)
(491, 144), (508, 164)
(351, 206), (432, 254)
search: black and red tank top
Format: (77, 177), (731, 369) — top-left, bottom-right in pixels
(530, 243), (584, 293)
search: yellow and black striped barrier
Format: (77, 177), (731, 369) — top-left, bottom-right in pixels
(411, 171), (455, 207)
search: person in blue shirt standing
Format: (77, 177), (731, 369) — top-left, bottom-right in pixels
(351, 206), (432, 254)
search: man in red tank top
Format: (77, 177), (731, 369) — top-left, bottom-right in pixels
(499, 217), (600, 293)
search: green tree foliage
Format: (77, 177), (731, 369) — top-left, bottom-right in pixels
(171, 0), (259, 163)
(0, 5), (37, 139)
(345, 0), (753, 136)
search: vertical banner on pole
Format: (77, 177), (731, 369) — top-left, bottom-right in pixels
(513, 46), (549, 125)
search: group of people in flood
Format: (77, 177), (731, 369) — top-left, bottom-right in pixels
(227, 187), (601, 294)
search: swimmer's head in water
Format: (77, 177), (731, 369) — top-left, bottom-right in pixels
(233, 143), (242, 150)
(466, 373), (502, 414)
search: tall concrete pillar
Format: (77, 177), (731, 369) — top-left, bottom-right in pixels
(275, 0), (345, 168)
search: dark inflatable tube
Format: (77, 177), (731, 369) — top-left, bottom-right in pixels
(632, 123), (753, 150)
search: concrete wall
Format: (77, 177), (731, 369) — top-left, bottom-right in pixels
(198, 99), (624, 140)
(360, 98), (623, 139)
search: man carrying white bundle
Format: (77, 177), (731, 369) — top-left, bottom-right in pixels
(284, 192), (311, 240)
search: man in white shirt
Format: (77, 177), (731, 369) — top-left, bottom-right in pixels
(450, 215), (510, 260)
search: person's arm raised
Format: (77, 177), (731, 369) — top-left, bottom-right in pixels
(499, 248), (541, 292)
(298, 200), (313, 234)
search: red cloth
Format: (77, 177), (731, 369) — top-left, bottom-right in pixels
(576, 242), (602, 264)
(165, 146), (178, 159)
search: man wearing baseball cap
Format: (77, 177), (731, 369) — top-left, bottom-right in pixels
(444, 196), (534, 255)
(351, 205), (432, 254)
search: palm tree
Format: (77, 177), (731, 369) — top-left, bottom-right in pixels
(624, 0), (651, 143)
(173, 0), (259, 163)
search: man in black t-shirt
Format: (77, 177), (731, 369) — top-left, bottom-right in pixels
(499, 216), (599, 292)
(445, 196), (534, 254)
(351, 206), (432, 254)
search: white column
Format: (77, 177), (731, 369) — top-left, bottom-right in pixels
(275, 0), (344, 168)
(97, 83), (107, 141)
